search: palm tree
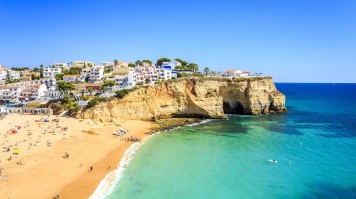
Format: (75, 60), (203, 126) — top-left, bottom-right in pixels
(188, 63), (199, 73)
(204, 67), (210, 76)
(114, 59), (118, 66)
(87, 87), (94, 96)
(80, 89), (85, 96)
(40, 64), (44, 78)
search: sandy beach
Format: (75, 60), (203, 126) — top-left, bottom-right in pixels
(0, 114), (154, 199)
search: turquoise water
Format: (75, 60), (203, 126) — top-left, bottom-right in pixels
(105, 83), (356, 199)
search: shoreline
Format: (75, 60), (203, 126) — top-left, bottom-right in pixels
(59, 118), (203, 199)
(88, 118), (209, 198)
(0, 115), (206, 199)
(0, 114), (154, 199)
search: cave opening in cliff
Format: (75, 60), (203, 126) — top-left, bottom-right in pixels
(223, 102), (244, 114)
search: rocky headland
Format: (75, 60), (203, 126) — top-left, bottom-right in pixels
(78, 76), (287, 122)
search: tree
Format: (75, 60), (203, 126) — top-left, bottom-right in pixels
(57, 81), (77, 95)
(135, 60), (144, 66)
(204, 67), (210, 76)
(156, 58), (171, 66)
(67, 101), (79, 112)
(40, 64), (44, 78)
(145, 78), (151, 85)
(87, 87), (94, 96)
(101, 80), (116, 92)
(55, 73), (65, 81)
(32, 67), (40, 72)
(80, 89), (86, 96)
(114, 59), (118, 66)
(31, 74), (35, 80)
(128, 63), (136, 68)
(6, 70), (10, 82)
(187, 63), (199, 73)
(142, 60), (152, 66)
(174, 58), (188, 66)
(61, 94), (72, 105)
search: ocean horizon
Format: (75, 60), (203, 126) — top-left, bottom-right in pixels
(94, 83), (356, 199)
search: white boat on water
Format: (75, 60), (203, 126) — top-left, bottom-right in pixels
(268, 159), (277, 163)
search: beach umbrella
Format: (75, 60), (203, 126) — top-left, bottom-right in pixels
(14, 149), (21, 154)
(12, 130), (17, 134)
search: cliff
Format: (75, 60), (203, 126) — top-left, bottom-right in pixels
(79, 77), (287, 122)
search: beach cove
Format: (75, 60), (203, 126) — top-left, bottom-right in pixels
(0, 114), (154, 199)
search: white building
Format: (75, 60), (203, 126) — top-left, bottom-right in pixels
(8, 70), (20, 80)
(63, 75), (78, 83)
(52, 63), (69, 70)
(18, 84), (47, 103)
(239, 72), (251, 77)
(162, 60), (181, 68)
(89, 66), (104, 83)
(0, 70), (7, 81)
(71, 61), (95, 68)
(43, 90), (61, 99)
(80, 66), (104, 83)
(78, 100), (88, 107)
(43, 67), (62, 78)
(135, 65), (172, 85)
(223, 70), (251, 77)
(0, 85), (21, 104)
(30, 78), (57, 90)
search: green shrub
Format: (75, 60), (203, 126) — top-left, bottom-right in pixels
(115, 88), (137, 99)
(80, 96), (89, 101)
(86, 97), (108, 108)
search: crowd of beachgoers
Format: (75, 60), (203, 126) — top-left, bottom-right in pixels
(0, 114), (153, 199)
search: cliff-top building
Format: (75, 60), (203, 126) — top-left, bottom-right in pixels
(223, 70), (251, 77)
(52, 63), (69, 70)
(71, 61), (95, 68)
(43, 67), (62, 78)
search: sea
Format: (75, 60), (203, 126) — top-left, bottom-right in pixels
(93, 83), (356, 199)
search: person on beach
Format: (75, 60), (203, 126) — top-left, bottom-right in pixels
(89, 166), (93, 172)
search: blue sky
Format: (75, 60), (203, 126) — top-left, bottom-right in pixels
(0, 0), (355, 82)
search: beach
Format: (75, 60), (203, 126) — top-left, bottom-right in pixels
(0, 114), (154, 199)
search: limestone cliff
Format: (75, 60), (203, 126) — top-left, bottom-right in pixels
(79, 77), (287, 122)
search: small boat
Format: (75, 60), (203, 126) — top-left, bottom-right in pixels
(268, 159), (278, 163)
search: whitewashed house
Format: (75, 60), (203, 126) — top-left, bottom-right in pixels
(52, 63), (69, 70)
(18, 84), (47, 103)
(162, 60), (181, 68)
(63, 75), (78, 83)
(43, 67), (62, 78)
(88, 66), (104, 83)
(71, 61), (95, 68)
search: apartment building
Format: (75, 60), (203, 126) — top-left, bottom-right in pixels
(135, 65), (172, 85)
(71, 61), (95, 68)
(43, 67), (62, 78)
(107, 67), (136, 87)
(52, 63), (69, 70)
(18, 84), (47, 103)
(63, 75), (78, 83)
(0, 85), (21, 104)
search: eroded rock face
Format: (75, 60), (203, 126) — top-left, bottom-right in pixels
(79, 77), (287, 122)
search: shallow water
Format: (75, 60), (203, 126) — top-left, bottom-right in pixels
(104, 83), (356, 199)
